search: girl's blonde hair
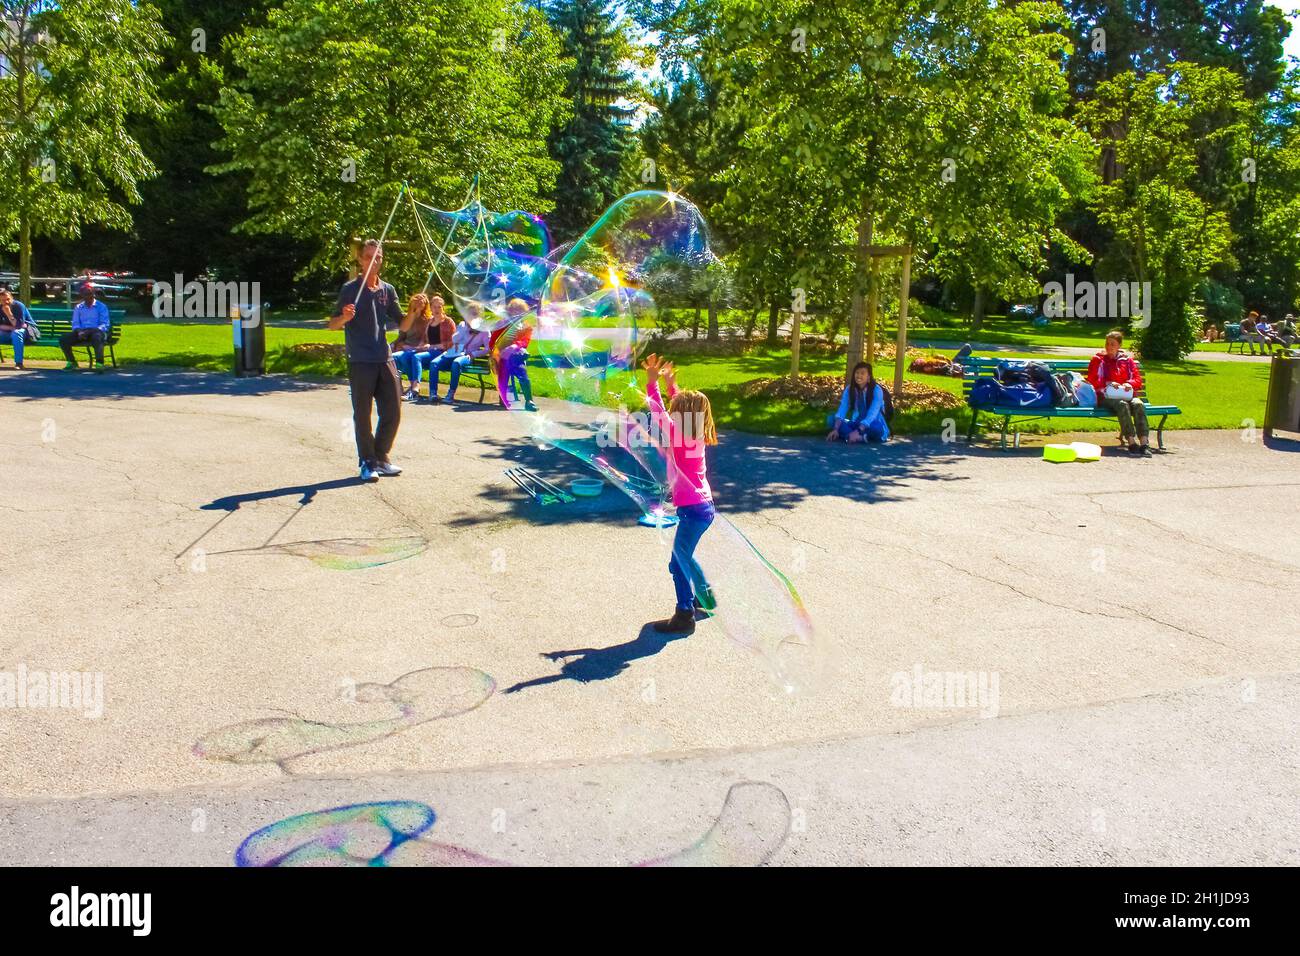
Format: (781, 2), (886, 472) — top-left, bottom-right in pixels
(669, 389), (718, 446)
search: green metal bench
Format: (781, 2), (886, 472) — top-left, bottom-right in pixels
(962, 357), (1181, 450)
(461, 357), (499, 403)
(0, 305), (126, 367)
(1224, 322), (1248, 354)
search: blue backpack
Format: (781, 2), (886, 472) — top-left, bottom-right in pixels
(968, 377), (1003, 408)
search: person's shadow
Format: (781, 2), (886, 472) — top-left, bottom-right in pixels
(505, 623), (690, 693)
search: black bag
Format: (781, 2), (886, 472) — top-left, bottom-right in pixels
(878, 384), (895, 423)
(996, 359), (1030, 384)
(1025, 361), (1054, 386)
(1050, 372), (1078, 407)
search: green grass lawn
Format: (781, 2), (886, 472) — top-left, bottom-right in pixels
(24, 320), (1268, 439)
(885, 308), (1243, 358)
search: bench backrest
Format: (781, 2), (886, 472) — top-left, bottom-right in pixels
(26, 306), (126, 342)
(961, 357), (1148, 400)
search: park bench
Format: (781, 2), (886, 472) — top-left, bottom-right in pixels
(962, 356), (1181, 450)
(0, 305), (126, 367)
(460, 357), (499, 404)
(1224, 322), (1248, 354)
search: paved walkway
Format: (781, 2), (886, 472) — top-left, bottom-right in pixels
(1, 366), (1297, 864)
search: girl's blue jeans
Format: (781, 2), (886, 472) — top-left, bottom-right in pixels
(394, 348), (443, 387)
(670, 502), (715, 612)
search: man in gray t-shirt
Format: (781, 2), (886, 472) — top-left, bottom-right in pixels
(329, 239), (414, 481)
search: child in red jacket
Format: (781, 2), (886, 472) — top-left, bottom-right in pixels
(1087, 330), (1150, 456)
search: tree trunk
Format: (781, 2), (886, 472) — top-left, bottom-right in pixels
(765, 301), (780, 345)
(706, 300), (719, 342)
(790, 310), (801, 378)
(846, 205), (872, 379)
(16, 25), (32, 305)
(865, 253), (880, 367)
(744, 308), (759, 341)
(692, 305), (700, 340)
(19, 214), (32, 305)
(970, 287), (986, 333)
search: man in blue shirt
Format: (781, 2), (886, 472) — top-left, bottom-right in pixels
(60, 282), (112, 372)
(0, 288), (35, 370)
(329, 239), (415, 482)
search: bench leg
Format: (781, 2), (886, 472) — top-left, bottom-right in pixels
(1157, 414), (1167, 451)
(967, 409), (980, 443)
(1000, 415), (1010, 450)
(477, 375), (486, 404)
(109, 342), (117, 367)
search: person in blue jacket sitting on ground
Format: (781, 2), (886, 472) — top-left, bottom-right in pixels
(826, 361), (890, 444)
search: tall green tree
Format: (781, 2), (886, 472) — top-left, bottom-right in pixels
(1064, 1), (1290, 101)
(543, 0), (639, 240)
(212, 0), (570, 284)
(0, 0), (167, 301)
(701, 0), (1088, 375)
(1079, 64), (1247, 358)
(61, 1), (306, 295)
(1231, 69), (1300, 314)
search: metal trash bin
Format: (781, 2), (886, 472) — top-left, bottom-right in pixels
(232, 304), (265, 377)
(1264, 354), (1300, 439)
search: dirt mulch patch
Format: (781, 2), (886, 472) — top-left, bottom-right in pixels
(284, 342), (347, 359)
(649, 336), (930, 363)
(740, 374), (966, 414)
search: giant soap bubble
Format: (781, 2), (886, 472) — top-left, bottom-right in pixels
(420, 187), (818, 692)
(415, 195), (554, 328)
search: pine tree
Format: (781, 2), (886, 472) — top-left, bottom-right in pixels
(544, 0), (638, 240)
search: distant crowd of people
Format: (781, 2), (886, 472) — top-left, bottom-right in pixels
(1201, 312), (1298, 354)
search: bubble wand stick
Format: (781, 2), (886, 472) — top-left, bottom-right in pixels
(353, 182), (407, 307)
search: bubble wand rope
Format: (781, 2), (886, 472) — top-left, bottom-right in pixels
(353, 182), (407, 307)
(414, 175), (483, 299)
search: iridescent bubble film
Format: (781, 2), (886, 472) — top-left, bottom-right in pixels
(235, 783), (790, 866)
(416, 197), (553, 326)
(193, 667), (496, 766)
(418, 187), (819, 692)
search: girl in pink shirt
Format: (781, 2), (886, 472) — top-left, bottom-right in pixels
(642, 354), (719, 635)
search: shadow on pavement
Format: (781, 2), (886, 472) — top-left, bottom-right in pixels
(504, 623), (689, 693)
(201, 477), (369, 511)
(0, 365), (333, 401)
(453, 433), (971, 529)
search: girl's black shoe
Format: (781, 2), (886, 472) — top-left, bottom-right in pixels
(693, 595), (717, 619)
(653, 610), (696, 634)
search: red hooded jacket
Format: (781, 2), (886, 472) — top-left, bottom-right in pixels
(1087, 349), (1143, 394)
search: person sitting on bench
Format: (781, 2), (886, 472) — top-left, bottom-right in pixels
(61, 282), (112, 372)
(826, 361), (890, 444)
(0, 289), (35, 370)
(1277, 315), (1298, 348)
(1256, 315), (1285, 353)
(1087, 330), (1150, 457)
(391, 293), (454, 402)
(1240, 312), (1268, 355)
(429, 305), (490, 404)
(495, 298), (538, 412)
